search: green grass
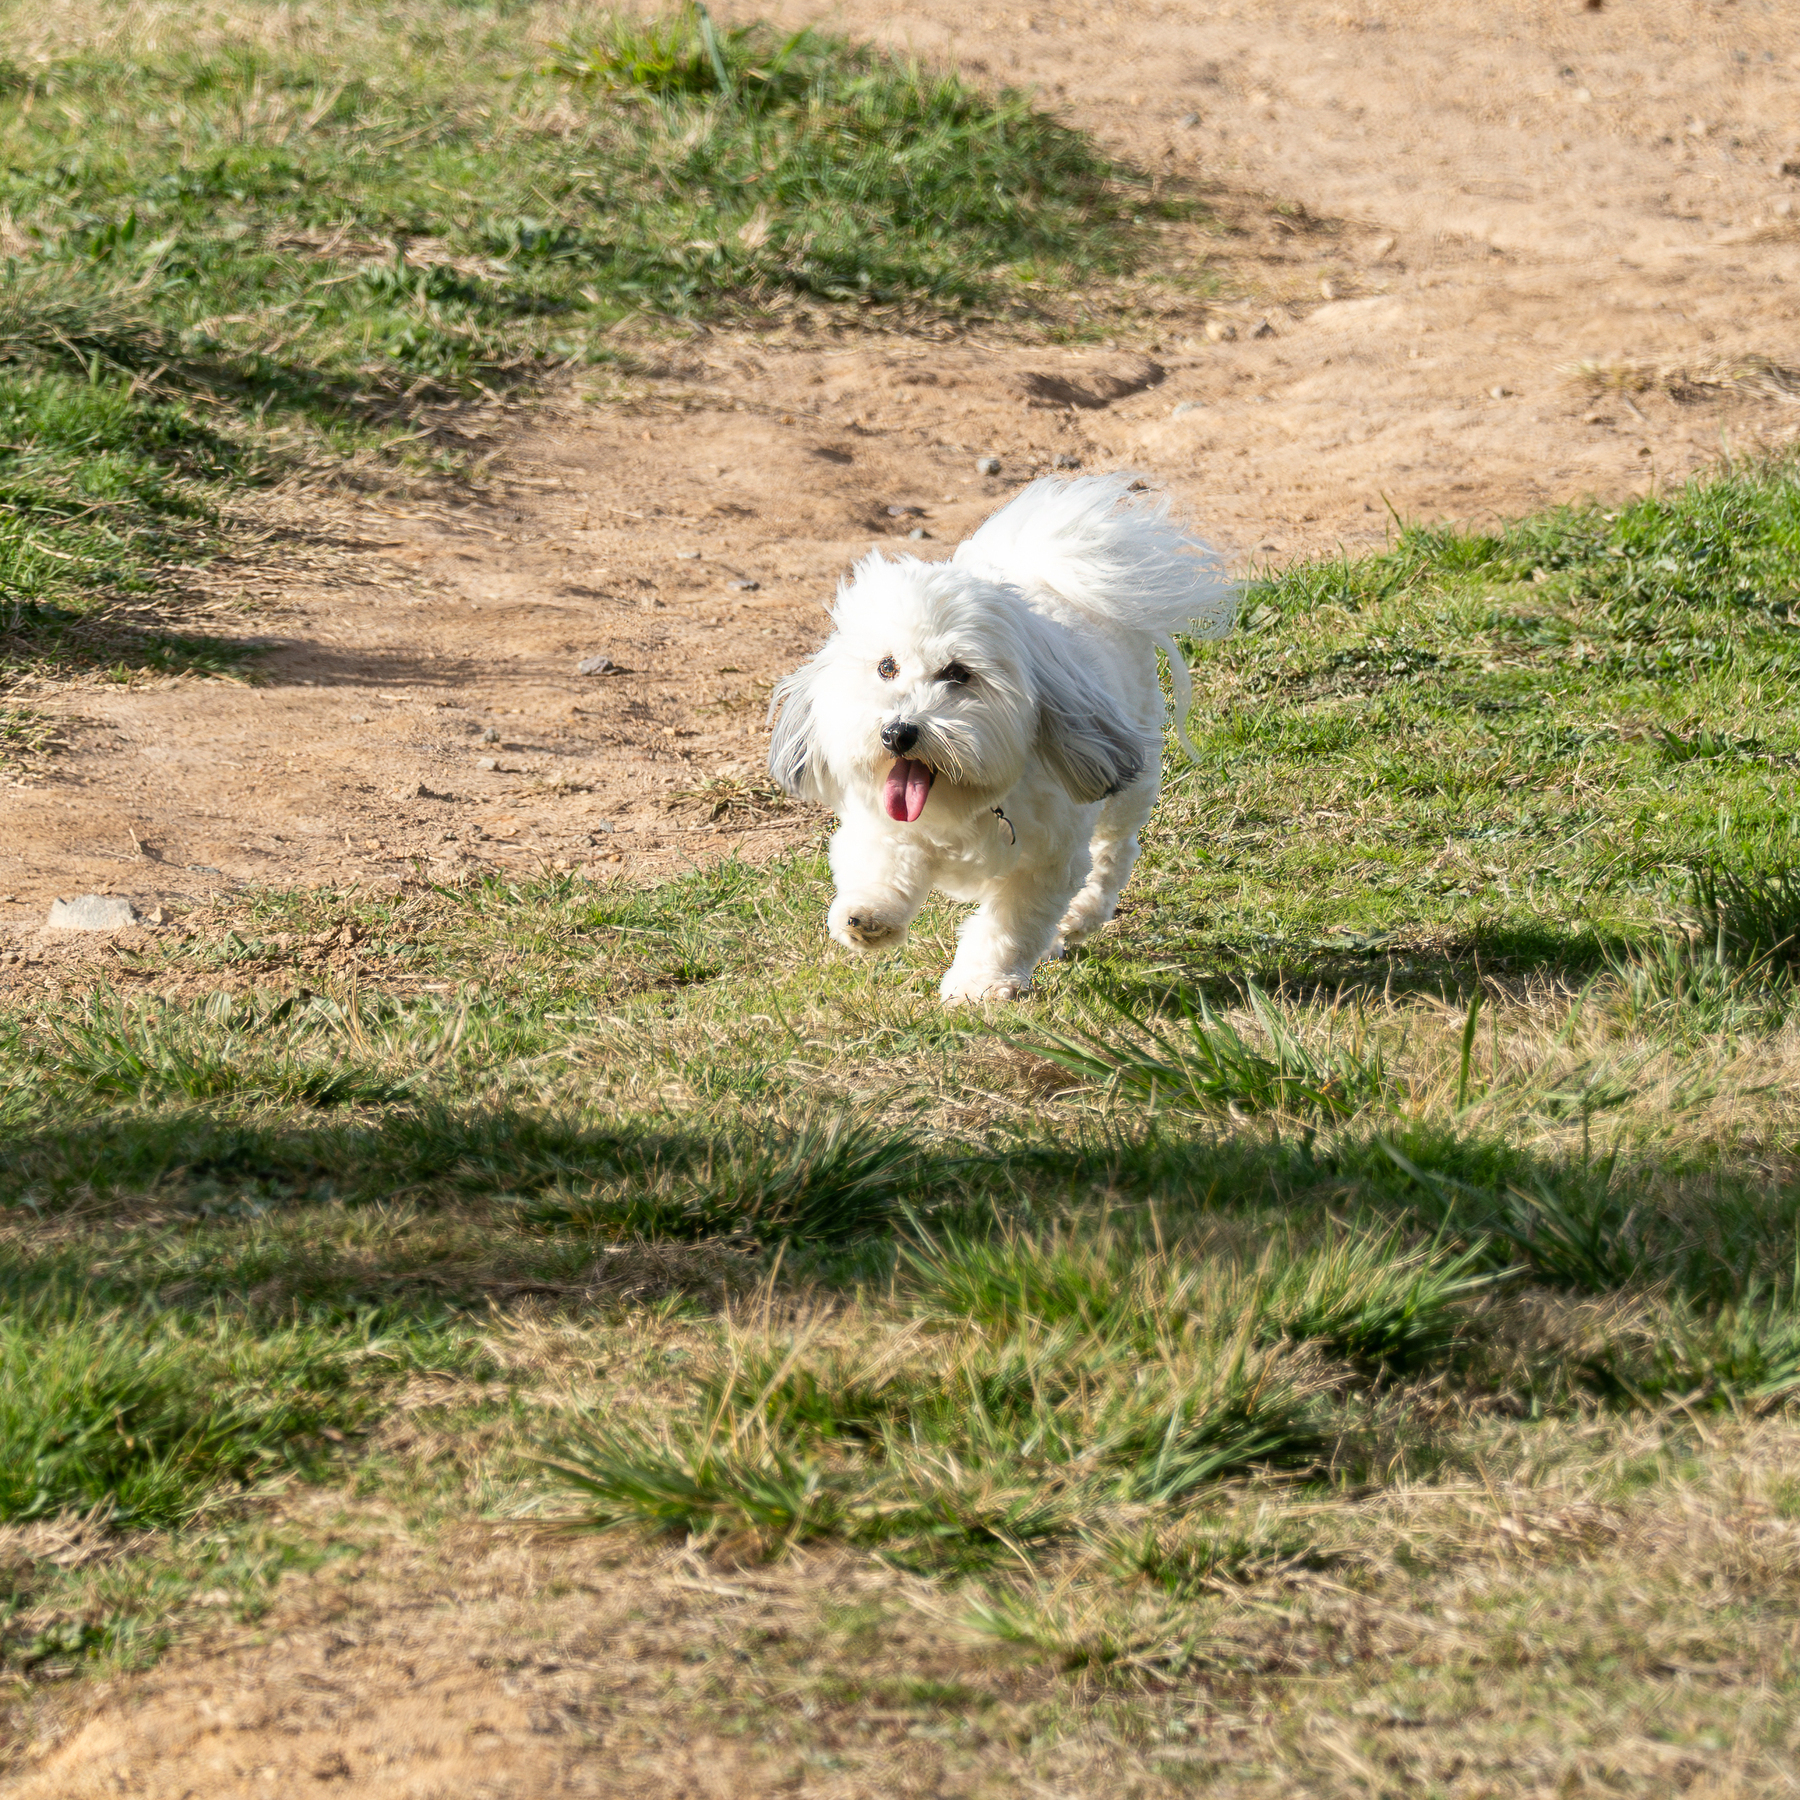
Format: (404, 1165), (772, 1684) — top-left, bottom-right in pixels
(0, 0), (1175, 683)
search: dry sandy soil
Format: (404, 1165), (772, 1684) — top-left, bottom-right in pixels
(5, 0), (1800, 1791)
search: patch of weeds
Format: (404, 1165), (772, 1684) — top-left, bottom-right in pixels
(1581, 1284), (1800, 1411)
(1025, 979), (1397, 1121)
(1688, 859), (1800, 971)
(544, 1314), (1329, 1566)
(36, 992), (413, 1109)
(0, 1305), (400, 1526)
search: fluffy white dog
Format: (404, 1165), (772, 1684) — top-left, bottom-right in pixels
(767, 472), (1236, 1002)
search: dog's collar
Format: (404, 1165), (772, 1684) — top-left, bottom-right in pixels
(990, 806), (1016, 846)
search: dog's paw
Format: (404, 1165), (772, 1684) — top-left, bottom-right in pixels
(830, 898), (908, 952)
(938, 969), (1028, 1005)
(1055, 892), (1114, 951)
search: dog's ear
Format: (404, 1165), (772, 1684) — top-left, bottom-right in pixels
(1032, 643), (1147, 803)
(767, 657), (833, 804)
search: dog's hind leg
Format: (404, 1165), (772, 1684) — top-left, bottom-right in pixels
(1054, 772), (1159, 952)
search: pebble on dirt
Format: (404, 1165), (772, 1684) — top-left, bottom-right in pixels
(975, 456), (1002, 475)
(576, 655), (619, 675)
(47, 895), (138, 931)
(727, 578), (760, 591)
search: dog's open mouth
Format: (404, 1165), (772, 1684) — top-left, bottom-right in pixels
(883, 757), (934, 823)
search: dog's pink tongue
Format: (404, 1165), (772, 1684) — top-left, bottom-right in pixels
(883, 758), (933, 823)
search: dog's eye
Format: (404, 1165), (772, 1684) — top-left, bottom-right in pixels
(877, 655), (899, 681)
(936, 661), (972, 686)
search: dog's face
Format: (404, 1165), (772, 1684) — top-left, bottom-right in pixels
(769, 553), (1145, 821)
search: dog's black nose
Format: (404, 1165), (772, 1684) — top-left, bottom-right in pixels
(881, 719), (920, 755)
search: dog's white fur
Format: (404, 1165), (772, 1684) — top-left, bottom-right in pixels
(767, 473), (1236, 1002)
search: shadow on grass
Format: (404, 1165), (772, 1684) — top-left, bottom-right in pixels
(3, 1104), (1792, 1319)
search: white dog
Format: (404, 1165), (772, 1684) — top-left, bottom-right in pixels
(767, 473), (1236, 1002)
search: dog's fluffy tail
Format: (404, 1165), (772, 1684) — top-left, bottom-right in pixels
(952, 472), (1236, 764)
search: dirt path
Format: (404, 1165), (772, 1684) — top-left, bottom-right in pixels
(4, 0), (1799, 949)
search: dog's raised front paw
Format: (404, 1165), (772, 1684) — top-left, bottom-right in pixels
(829, 898), (908, 952)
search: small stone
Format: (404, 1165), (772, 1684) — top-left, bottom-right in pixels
(575, 656), (617, 676)
(1319, 279), (1338, 300)
(1368, 234), (1397, 259)
(1171, 401), (1202, 417)
(1251, 320), (1277, 339)
(908, 527), (931, 540)
(1490, 385), (1512, 398)
(674, 550), (701, 560)
(975, 456), (1002, 475)
(1179, 111), (1200, 127)
(1052, 453), (1082, 469)
(480, 725), (501, 740)
(475, 756), (498, 770)
(1203, 320), (1237, 343)
(886, 504), (925, 517)
(727, 578), (760, 591)
(47, 894), (138, 931)
(347, 713), (367, 724)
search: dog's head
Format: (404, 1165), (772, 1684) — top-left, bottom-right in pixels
(768, 553), (1144, 822)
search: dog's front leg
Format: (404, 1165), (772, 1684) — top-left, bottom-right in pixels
(827, 822), (934, 953)
(939, 866), (1076, 1003)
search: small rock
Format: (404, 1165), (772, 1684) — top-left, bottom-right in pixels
(1171, 401), (1202, 417)
(1179, 111), (1200, 127)
(908, 528), (931, 540)
(480, 725), (501, 740)
(674, 550), (701, 560)
(1368, 234), (1398, 259)
(886, 504), (925, 517)
(1203, 320), (1237, 343)
(47, 894), (138, 931)
(1251, 320), (1277, 339)
(576, 655), (621, 676)
(1052, 453), (1082, 469)
(975, 456), (1002, 475)
(1490, 385), (1512, 398)
(347, 713), (367, 724)
(1319, 279), (1338, 300)
(475, 756), (499, 770)
(727, 578), (760, 591)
